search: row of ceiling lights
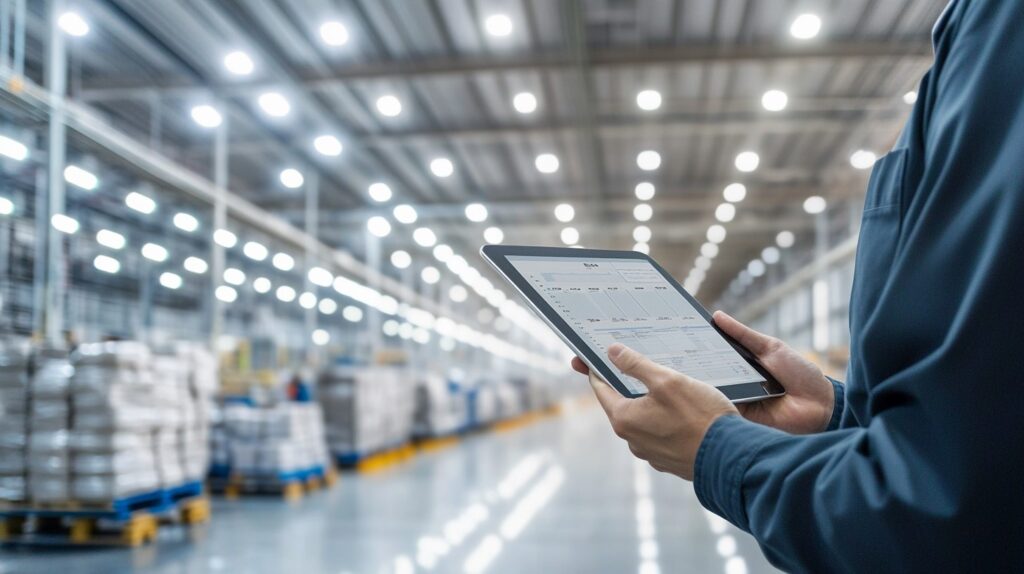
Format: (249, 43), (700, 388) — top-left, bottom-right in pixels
(35, 197), (562, 368)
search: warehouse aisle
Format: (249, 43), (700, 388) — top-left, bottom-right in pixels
(1, 401), (777, 574)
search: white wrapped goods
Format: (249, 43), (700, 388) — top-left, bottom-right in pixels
(318, 366), (415, 456)
(0, 447), (24, 474)
(413, 374), (466, 438)
(71, 471), (160, 502)
(217, 403), (329, 477)
(0, 474), (26, 501)
(28, 476), (69, 503)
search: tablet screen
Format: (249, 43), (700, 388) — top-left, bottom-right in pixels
(507, 255), (767, 395)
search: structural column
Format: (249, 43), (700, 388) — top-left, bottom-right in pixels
(303, 169), (319, 365)
(42, 0), (66, 345)
(209, 113), (228, 346)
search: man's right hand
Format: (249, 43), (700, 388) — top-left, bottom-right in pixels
(713, 311), (836, 434)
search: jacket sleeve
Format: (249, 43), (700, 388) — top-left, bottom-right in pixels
(695, 2), (1024, 572)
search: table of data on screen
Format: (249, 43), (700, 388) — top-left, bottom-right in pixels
(509, 256), (765, 392)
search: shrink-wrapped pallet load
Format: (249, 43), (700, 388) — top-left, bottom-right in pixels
(412, 374), (466, 438)
(318, 365), (415, 457)
(27, 347), (73, 503)
(218, 403), (329, 477)
(0, 340), (31, 501)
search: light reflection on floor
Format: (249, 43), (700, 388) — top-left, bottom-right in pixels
(0, 400), (779, 574)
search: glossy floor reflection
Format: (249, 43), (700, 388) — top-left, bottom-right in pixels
(1, 401), (779, 573)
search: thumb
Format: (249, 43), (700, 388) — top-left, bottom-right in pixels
(606, 344), (675, 392)
(713, 310), (778, 357)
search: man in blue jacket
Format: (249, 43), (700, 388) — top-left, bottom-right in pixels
(572, 1), (1024, 571)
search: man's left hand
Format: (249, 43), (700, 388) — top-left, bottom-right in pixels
(586, 343), (738, 480)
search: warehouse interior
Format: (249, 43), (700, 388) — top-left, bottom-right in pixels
(0, 1), (945, 573)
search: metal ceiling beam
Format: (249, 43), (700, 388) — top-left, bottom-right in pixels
(73, 40), (935, 100)
(269, 178), (868, 219)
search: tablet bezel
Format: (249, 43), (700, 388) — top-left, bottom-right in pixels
(481, 245), (786, 402)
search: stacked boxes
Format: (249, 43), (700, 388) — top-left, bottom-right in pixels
(0, 341), (31, 501)
(27, 347), (74, 503)
(318, 366), (415, 456)
(412, 374), (467, 438)
(216, 403), (329, 476)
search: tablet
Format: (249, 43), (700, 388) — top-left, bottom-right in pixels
(481, 245), (785, 402)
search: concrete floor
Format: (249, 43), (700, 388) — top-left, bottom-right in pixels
(1, 401), (778, 573)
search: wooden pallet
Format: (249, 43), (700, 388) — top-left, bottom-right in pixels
(0, 482), (210, 547)
(211, 465), (335, 501)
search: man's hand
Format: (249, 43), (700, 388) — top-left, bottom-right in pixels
(712, 311), (835, 434)
(570, 311), (836, 435)
(586, 343), (737, 481)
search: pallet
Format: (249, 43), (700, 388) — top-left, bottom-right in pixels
(335, 443), (417, 473)
(0, 482), (210, 547)
(210, 464), (335, 501)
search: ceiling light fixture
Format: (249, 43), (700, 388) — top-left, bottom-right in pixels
(430, 158), (454, 178)
(715, 203), (736, 223)
(636, 150), (662, 171)
(535, 153), (560, 174)
(391, 250), (412, 269)
(554, 203), (575, 223)
(790, 14), (822, 40)
(376, 95), (402, 117)
(319, 21), (350, 46)
(776, 230), (795, 248)
(190, 105), (222, 128)
(465, 203), (488, 222)
(368, 182), (392, 203)
(125, 192), (156, 214)
(393, 204), (418, 224)
(803, 196), (827, 214)
(484, 227), (504, 244)
(734, 151), (760, 172)
(313, 135), (343, 156)
(635, 182), (655, 201)
(633, 203), (653, 222)
(258, 92), (290, 117)
(484, 14), (513, 37)
(850, 150), (878, 170)
(58, 12), (89, 37)
(64, 165), (98, 190)
(513, 92), (537, 114)
(279, 168), (304, 189)
(633, 225), (652, 243)
(173, 212), (199, 232)
(223, 51), (254, 75)
(723, 183), (747, 203)
(636, 89), (663, 111)
(761, 89), (788, 112)
(367, 216), (392, 238)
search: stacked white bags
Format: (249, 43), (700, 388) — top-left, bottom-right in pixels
(70, 342), (161, 502)
(27, 347), (74, 503)
(0, 341), (31, 501)
(176, 343), (216, 482)
(412, 374), (466, 438)
(318, 366), (415, 457)
(218, 403), (329, 476)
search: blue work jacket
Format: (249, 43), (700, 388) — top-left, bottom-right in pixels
(693, 1), (1024, 571)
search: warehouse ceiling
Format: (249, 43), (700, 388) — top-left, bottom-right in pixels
(17, 0), (942, 304)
